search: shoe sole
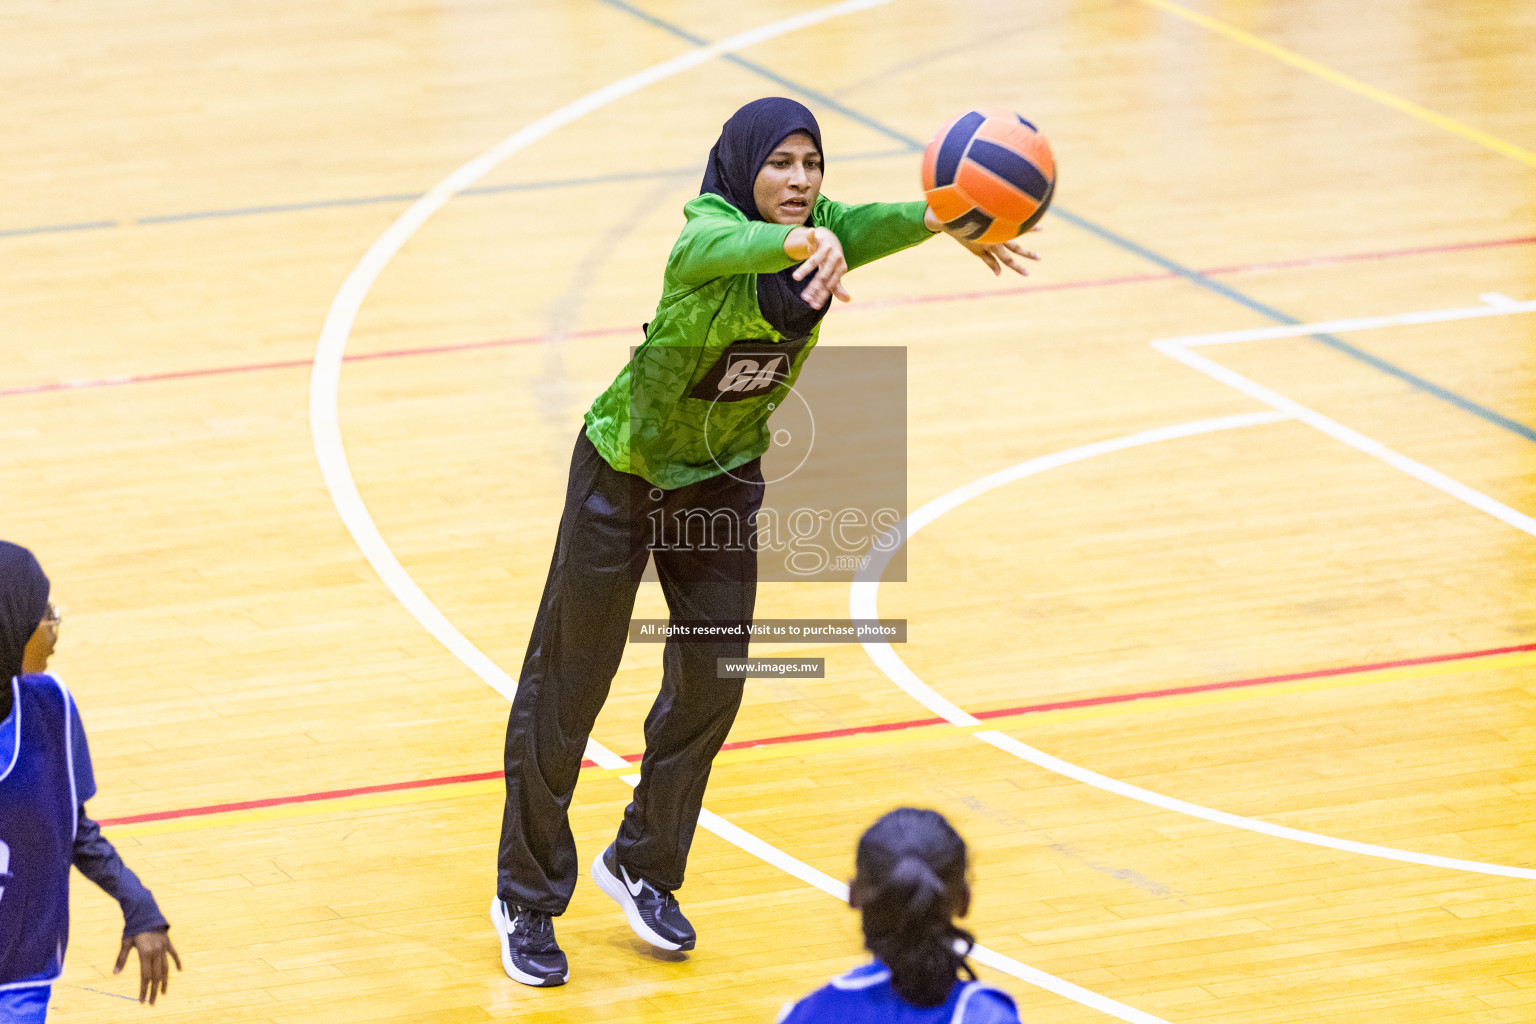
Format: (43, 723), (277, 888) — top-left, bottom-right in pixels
(489, 896), (569, 987)
(590, 850), (692, 951)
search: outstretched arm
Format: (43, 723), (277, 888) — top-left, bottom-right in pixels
(669, 198), (798, 286)
(74, 809), (182, 1003)
(923, 206), (1042, 278)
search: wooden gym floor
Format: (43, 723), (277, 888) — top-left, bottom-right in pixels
(4, 0), (1534, 1021)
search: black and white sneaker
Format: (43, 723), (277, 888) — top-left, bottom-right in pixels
(490, 896), (569, 987)
(591, 843), (696, 951)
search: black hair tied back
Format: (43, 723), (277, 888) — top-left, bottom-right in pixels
(856, 808), (976, 1007)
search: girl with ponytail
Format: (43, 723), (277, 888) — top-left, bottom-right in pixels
(778, 808), (1020, 1023)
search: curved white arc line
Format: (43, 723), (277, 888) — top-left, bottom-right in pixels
(307, 4), (1173, 1021)
(1154, 341), (1536, 538)
(853, 414), (1536, 880)
(975, 731), (1536, 880)
(852, 412), (1292, 727)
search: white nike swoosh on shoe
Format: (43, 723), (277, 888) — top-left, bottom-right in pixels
(622, 865), (645, 898)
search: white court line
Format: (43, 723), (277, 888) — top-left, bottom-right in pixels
(306, 5), (1173, 1022)
(1155, 294), (1536, 348)
(1153, 341), (1536, 538)
(975, 731), (1536, 879)
(855, 412), (1291, 728)
(1478, 292), (1519, 308)
(851, 413), (1536, 880)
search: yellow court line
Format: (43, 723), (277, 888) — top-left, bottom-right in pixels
(104, 649), (1536, 839)
(1136, 0), (1536, 170)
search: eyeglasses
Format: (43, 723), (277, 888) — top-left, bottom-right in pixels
(41, 602), (62, 628)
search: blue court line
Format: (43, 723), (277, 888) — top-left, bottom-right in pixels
(0, 219), (118, 238)
(596, 0), (920, 151)
(73, 985), (140, 1002)
(0, 150), (909, 237)
(137, 191), (427, 224)
(598, 0), (1536, 445)
(1054, 210), (1536, 443)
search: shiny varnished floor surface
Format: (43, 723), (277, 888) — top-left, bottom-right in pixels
(4, 1), (1534, 1021)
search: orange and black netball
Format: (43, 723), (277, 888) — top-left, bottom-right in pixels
(921, 108), (1056, 245)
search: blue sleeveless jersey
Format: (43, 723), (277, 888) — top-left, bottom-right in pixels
(779, 962), (1021, 1024)
(0, 675), (91, 990)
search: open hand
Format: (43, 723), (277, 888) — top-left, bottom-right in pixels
(953, 227), (1042, 278)
(114, 929), (182, 1005)
(791, 227), (851, 310)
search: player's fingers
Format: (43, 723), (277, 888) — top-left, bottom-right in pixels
(114, 938), (131, 974)
(802, 278), (828, 309)
(823, 268), (848, 304)
(800, 238), (846, 307)
(793, 239), (830, 281)
(140, 959), (152, 1004)
(994, 248), (1029, 277)
(977, 249), (1001, 276)
(1004, 240), (1042, 261)
(168, 938), (183, 972)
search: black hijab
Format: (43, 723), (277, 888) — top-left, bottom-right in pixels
(1, 542), (50, 715)
(700, 97), (829, 341)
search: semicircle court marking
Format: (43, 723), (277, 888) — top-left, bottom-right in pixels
(850, 412), (1536, 881)
(306, 4), (1173, 1022)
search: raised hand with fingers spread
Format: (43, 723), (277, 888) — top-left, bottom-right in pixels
(924, 214), (1045, 278)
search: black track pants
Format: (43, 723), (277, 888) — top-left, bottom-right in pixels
(496, 429), (762, 914)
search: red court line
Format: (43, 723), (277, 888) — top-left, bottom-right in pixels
(0, 327), (634, 399)
(100, 770), (506, 826)
(5, 233), (1534, 399)
(1200, 234), (1536, 275)
(95, 639), (1536, 828)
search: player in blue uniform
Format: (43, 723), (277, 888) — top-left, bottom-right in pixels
(778, 808), (1020, 1024)
(0, 541), (181, 1020)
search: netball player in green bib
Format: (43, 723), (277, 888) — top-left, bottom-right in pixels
(492, 97), (1042, 987)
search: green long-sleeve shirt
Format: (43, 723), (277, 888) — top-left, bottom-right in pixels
(584, 192), (933, 489)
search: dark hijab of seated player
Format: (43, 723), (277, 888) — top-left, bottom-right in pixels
(699, 96), (831, 341)
(852, 807), (978, 1007)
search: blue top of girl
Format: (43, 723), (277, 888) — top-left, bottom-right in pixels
(778, 808), (1021, 1024)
